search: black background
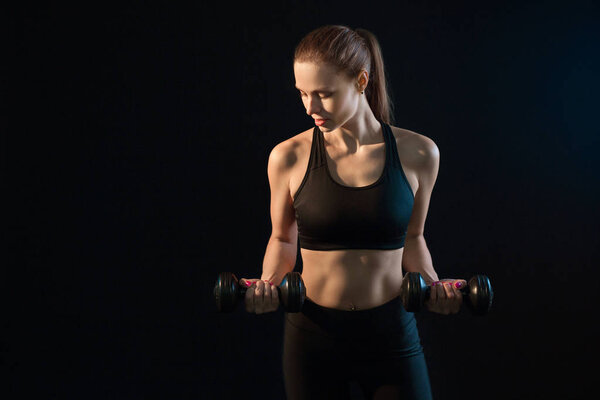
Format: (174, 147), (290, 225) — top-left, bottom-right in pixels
(8, 1), (600, 399)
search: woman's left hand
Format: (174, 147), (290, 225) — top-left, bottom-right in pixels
(425, 279), (467, 315)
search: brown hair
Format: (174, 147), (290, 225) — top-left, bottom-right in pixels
(294, 25), (395, 125)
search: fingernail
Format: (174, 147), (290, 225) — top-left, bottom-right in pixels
(455, 282), (464, 289)
(245, 281), (252, 287)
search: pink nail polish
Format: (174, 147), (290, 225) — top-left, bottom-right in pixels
(455, 282), (464, 289)
(245, 281), (252, 287)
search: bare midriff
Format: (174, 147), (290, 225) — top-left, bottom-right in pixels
(299, 247), (405, 311)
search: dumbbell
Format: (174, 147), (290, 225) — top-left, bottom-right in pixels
(400, 272), (494, 315)
(214, 271), (306, 313)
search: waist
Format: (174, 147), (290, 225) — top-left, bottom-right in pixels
(300, 247), (404, 311)
(286, 293), (422, 349)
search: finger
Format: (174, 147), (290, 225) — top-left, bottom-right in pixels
(450, 284), (462, 313)
(270, 282), (279, 311)
(431, 282), (444, 312)
(265, 281), (278, 312)
(443, 282), (453, 300)
(443, 283), (455, 314)
(263, 280), (272, 295)
(245, 280), (255, 313)
(440, 279), (466, 288)
(432, 282), (446, 312)
(437, 282), (447, 301)
(453, 279), (467, 290)
(453, 284), (463, 301)
(262, 280), (272, 311)
(430, 282), (439, 301)
(443, 283), (454, 312)
(254, 281), (265, 314)
(241, 278), (257, 288)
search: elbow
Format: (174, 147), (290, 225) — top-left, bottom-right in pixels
(271, 220), (298, 245)
(270, 234), (297, 246)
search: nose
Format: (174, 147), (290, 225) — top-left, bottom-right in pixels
(305, 95), (321, 116)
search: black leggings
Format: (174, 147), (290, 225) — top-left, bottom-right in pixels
(282, 295), (432, 400)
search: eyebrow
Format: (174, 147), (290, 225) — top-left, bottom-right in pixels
(295, 85), (333, 92)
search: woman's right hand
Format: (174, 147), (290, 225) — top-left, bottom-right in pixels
(239, 279), (280, 314)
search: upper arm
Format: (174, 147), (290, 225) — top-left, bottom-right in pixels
(404, 134), (440, 237)
(266, 141), (299, 244)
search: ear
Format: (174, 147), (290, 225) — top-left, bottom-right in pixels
(356, 69), (369, 91)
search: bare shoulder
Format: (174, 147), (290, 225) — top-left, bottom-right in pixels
(267, 127), (313, 175)
(389, 125), (440, 169)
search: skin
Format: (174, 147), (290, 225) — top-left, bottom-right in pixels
(241, 61), (466, 315)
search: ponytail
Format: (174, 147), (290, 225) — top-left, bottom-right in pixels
(354, 28), (395, 125)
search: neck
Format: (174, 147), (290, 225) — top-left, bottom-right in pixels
(328, 100), (382, 153)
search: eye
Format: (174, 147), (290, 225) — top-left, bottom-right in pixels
(298, 91), (332, 99)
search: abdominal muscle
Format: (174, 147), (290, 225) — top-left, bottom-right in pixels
(299, 246), (405, 311)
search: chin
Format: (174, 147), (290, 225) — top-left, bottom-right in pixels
(318, 121), (335, 130)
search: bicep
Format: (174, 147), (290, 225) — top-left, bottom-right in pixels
(405, 137), (440, 237)
(267, 143), (298, 244)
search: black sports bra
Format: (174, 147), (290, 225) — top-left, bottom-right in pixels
(292, 121), (415, 250)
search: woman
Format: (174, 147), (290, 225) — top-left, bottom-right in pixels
(240, 25), (466, 400)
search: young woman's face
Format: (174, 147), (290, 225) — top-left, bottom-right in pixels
(293, 61), (361, 130)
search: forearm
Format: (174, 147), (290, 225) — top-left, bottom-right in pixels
(402, 234), (439, 285)
(260, 236), (297, 285)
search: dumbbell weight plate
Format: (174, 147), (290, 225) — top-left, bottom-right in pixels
(280, 272), (306, 313)
(214, 271), (238, 313)
(467, 275), (494, 315)
(401, 272), (427, 312)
